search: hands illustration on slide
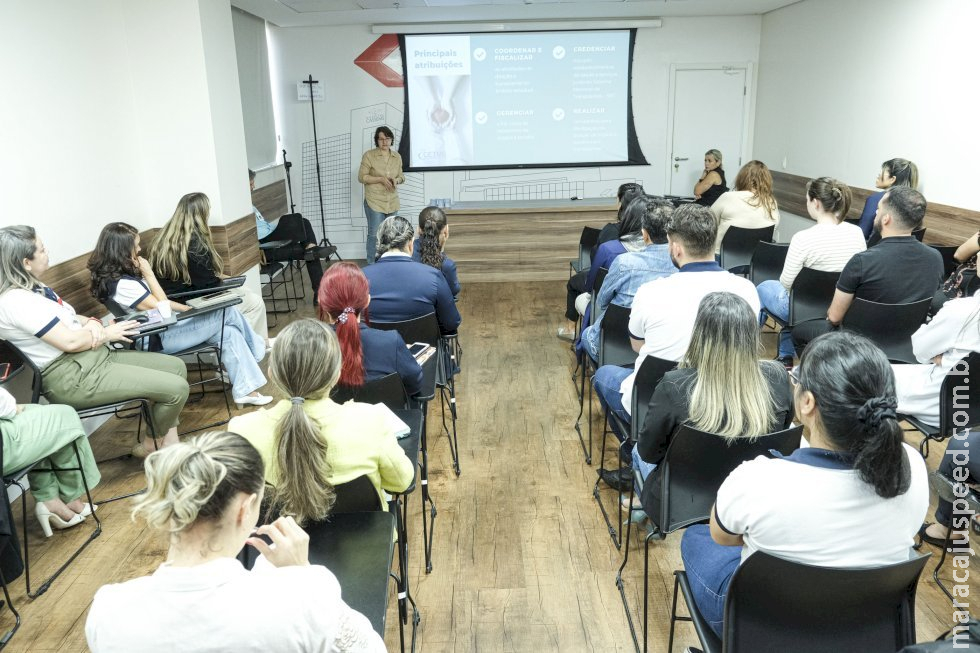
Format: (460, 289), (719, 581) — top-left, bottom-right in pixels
(425, 75), (465, 133)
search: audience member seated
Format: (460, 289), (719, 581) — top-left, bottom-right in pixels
(0, 225), (188, 457)
(792, 186), (943, 354)
(362, 216), (461, 335)
(413, 206), (460, 298)
(693, 149), (728, 207)
(89, 222), (272, 407)
(937, 229), (980, 309)
(918, 430), (980, 548)
(228, 319), (414, 521)
(85, 431), (385, 652)
(592, 203), (759, 453)
(858, 157), (919, 240)
(559, 183), (644, 341)
(250, 168), (325, 301)
(892, 293), (980, 427)
(150, 192), (269, 343)
(710, 160), (780, 256)
(0, 387), (100, 537)
(577, 197), (676, 362)
(681, 331), (928, 637)
(756, 177), (866, 366)
(630, 292), (793, 523)
(318, 262), (423, 398)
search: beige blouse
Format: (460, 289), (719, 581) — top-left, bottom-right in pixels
(358, 148), (405, 214)
(710, 190), (780, 254)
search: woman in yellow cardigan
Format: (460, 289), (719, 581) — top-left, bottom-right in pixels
(228, 318), (413, 524)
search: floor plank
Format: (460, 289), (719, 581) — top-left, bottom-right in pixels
(0, 277), (973, 652)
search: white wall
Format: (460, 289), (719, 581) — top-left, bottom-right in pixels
(0, 0), (253, 266)
(755, 0), (980, 210)
(268, 17), (762, 258)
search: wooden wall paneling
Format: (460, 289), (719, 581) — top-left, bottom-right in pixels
(252, 179), (289, 221)
(214, 214), (262, 276)
(771, 171), (979, 246)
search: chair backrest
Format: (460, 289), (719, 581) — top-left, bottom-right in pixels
(331, 373), (409, 410)
(723, 550), (929, 653)
(587, 267), (610, 326)
(840, 297), (931, 363)
(0, 340), (41, 403)
(658, 424), (803, 533)
(719, 225), (775, 273)
(371, 312), (441, 348)
(929, 245), (960, 278)
(331, 474), (384, 514)
(629, 356), (678, 440)
(938, 352), (980, 439)
(597, 303), (638, 368)
(575, 226), (601, 271)
(748, 241), (790, 286)
(912, 226), (926, 242)
(788, 267), (841, 326)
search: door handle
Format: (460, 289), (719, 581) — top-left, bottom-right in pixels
(673, 157), (688, 162)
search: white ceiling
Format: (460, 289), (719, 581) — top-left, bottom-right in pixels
(231, 0), (803, 28)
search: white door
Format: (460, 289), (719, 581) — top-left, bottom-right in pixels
(668, 66), (749, 197)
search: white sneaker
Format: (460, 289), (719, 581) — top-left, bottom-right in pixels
(234, 393), (274, 407)
(557, 326), (575, 342)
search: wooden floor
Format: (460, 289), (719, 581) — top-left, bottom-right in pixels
(2, 280), (974, 652)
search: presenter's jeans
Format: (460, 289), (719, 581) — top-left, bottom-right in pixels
(41, 347), (189, 437)
(756, 280), (793, 359)
(364, 201), (397, 264)
(681, 524), (741, 637)
(158, 309), (266, 399)
(593, 365), (631, 441)
(1, 404), (101, 503)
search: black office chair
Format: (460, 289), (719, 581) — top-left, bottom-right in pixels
(747, 242), (789, 287)
(930, 244), (961, 278)
(900, 352), (980, 457)
(332, 373), (410, 411)
(0, 477), (21, 646)
(572, 268), (611, 465)
(913, 226), (927, 242)
(331, 474), (386, 514)
(594, 355), (676, 550)
(788, 267), (841, 327)
(100, 297), (233, 433)
(840, 297), (931, 364)
(719, 225), (775, 276)
(570, 226), (601, 276)
(919, 471), (980, 606)
(619, 423), (803, 653)
(670, 550), (930, 653)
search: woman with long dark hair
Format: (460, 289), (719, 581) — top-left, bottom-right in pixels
(681, 331), (928, 636)
(413, 206), (460, 298)
(86, 431), (385, 651)
(89, 222), (271, 409)
(318, 262), (423, 397)
(228, 319), (414, 522)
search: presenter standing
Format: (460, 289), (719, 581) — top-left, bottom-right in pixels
(358, 126), (404, 264)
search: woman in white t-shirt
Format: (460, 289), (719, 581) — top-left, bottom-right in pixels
(88, 223), (271, 412)
(756, 177), (866, 365)
(0, 225), (189, 458)
(710, 160), (779, 255)
(86, 431), (385, 653)
(680, 331), (928, 637)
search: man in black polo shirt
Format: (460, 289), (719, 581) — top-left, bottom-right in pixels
(792, 186), (942, 352)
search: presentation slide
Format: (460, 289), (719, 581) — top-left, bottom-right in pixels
(399, 30), (646, 171)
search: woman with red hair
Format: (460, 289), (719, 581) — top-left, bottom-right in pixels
(318, 262), (423, 397)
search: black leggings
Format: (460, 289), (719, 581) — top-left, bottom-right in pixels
(566, 271), (588, 321)
(261, 214), (323, 291)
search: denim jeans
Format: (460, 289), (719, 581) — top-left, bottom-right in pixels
(593, 365), (632, 441)
(158, 308), (267, 398)
(680, 524), (742, 637)
(756, 279), (793, 359)
(631, 445), (657, 491)
(364, 201), (396, 264)
(935, 429), (980, 524)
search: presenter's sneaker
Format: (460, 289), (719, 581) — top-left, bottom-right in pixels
(557, 326), (575, 342)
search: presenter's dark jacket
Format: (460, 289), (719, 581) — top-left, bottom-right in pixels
(412, 238), (461, 298)
(358, 323), (424, 398)
(363, 254), (462, 334)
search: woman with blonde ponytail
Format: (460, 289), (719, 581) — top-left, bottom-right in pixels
(228, 319), (413, 521)
(86, 431), (385, 652)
